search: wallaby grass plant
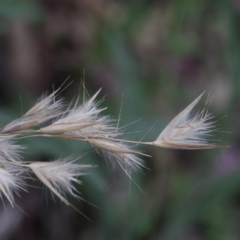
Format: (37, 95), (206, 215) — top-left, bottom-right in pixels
(0, 80), (226, 219)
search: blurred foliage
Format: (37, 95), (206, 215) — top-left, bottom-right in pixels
(0, 0), (238, 240)
(0, 0), (43, 22)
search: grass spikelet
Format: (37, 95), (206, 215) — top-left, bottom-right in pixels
(39, 89), (106, 134)
(89, 139), (147, 173)
(0, 137), (24, 163)
(0, 163), (26, 207)
(28, 157), (92, 205)
(1, 89), (64, 133)
(152, 93), (224, 149)
(61, 116), (116, 140)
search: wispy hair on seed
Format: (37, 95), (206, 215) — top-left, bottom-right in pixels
(151, 93), (224, 149)
(28, 156), (92, 206)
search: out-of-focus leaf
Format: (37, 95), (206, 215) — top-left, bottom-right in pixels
(0, 0), (44, 22)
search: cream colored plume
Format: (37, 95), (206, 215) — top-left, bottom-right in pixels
(152, 93), (223, 149)
(0, 137), (23, 162)
(28, 157), (92, 205)
(1, 89), (64, 133)
(89, 139), (146, 173)
(0, 163), (26, 207)
(39, 89), (108, 135)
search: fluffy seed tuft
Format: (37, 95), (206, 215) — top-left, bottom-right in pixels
(0, 163), (26, 207)
(1, 89), (64, 133)
(90, 139), (146, 173)
(39, 89), (106, 134)
(153, 93), (223, 149)
(28, 157), (92, 205)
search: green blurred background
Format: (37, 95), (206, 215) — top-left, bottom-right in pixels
(0, 0), (237, 239)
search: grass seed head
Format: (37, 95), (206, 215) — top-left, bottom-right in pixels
(0, 163), (26, 207)
(39, 89), (107, 135)
(153, 93), (223, 149)
(28, 157), (91, 205)
(1, 90), (64, 133)
(90, 139), (146, 173)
